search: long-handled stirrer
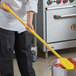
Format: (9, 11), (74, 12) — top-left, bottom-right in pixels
(2, 3), (74, 69)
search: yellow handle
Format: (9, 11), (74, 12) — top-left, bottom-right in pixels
(2, 3), (62, 59)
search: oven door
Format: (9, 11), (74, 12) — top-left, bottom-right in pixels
(46, 6), (76, 43)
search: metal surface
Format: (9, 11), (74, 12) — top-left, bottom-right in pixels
(50, 58), (76, 76)
(46, 6), (76, 43)
(37, 0), (76, 53)
(54, 14), (76, 19)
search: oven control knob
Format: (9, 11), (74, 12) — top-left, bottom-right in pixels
(50, 1), (53, 4)
(47, 0), (53, 5)
(56, 0), (61, 4)
(71, 24), (76, 31)
(63, 0), (68, 3)
(69, 0), (74, 3)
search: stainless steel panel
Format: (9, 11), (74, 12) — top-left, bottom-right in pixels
(47, 40), (76, 50)
(46, 6), (76, 43)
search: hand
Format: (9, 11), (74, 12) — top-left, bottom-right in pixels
(26, 23), (34, 33)
(0, 3), (9, 12)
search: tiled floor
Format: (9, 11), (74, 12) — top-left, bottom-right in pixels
(13, 48), (76, 76)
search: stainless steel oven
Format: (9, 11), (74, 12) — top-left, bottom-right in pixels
(37, 0), (76, 58)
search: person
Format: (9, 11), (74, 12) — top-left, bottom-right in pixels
(0, 0), (38, 76)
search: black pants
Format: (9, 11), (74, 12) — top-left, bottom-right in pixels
(0, 28), (36, 76)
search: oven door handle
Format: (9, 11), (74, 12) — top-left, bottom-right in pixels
(54, 14), (76, 19)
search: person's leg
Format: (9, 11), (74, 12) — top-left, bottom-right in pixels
(0, 28), (15, 76)
(15, 31), (36, 76)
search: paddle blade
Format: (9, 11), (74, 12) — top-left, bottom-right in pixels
(60, 58), (74, 69)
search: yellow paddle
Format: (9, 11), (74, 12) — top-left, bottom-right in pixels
(2, 3), (74, 69)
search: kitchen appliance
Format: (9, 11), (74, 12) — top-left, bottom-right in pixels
(37, 0), (76, 58)
(48, 58), (76, 76)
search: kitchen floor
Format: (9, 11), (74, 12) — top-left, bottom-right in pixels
(13, 48), (76, 76)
